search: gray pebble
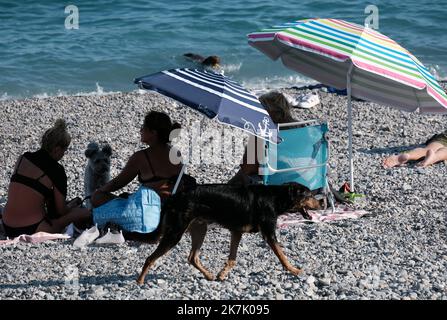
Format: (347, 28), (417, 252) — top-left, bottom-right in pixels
(1, 87), (447, 300)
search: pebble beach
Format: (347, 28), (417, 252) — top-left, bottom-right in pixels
(1, 85), (447, 300)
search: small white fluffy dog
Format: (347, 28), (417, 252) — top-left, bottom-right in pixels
(84, 142), (112, 209)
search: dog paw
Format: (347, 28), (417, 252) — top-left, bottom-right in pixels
(204, 273), (215, 281)
(216, 268), (231, 281)
(136, 276), (145, 285)
(216, 272), (227, 281)
(290, 267), (303, 276)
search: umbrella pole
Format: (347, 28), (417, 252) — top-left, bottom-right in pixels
(347, 64), (354, 192)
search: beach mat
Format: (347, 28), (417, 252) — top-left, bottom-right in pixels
(278, 205), (369, 228)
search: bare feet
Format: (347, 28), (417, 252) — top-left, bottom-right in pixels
(417, 149), (436, 167)
(383, 153), (409, 168)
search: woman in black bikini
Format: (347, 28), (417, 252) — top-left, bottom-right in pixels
(2, 119), (91, 238)
(91, 111), (199, 242)
(91, 111), (184, 207)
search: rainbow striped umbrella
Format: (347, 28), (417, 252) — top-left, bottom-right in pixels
(248, 18), (447, 190)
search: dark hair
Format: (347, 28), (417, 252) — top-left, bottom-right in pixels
(143, 111), (181, 144)
(41, 119), (71, 152)
(202, 56), (220, 67)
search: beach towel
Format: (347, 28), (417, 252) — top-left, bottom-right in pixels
(92, 185), (161, 233)
(278, 205), (369, 228)
(0, 232), (70, 246)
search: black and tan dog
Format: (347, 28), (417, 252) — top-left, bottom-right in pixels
(137, 183), (321, 284)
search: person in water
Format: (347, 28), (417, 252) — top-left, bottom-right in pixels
(183, 53), (221, 70)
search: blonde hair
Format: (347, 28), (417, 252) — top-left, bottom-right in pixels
(259, 91), (295, 123)
(41, 119), (71, 152)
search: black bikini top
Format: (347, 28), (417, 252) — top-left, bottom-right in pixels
(11, 168), (52, 199)
(138, 149), (177, 184)
(10, 149), (67, 218)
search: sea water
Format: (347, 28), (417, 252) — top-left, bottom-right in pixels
(0, 0), (446, 99)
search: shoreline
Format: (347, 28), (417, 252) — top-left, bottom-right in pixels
(1, 86), (447, 300)
(2, 79), (447, 103)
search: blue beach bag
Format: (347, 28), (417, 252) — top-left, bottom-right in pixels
(93, 186), (161, 233)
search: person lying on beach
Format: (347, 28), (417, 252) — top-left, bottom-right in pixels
(183, 53), (221, 70)
(383, 130), (447, 168)
(228, 91), (296, 185)
(1, 119), (91, 238)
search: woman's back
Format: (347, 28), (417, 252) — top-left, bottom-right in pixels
(137, 147), (180, 182)
(3, 119), (91, 238)
(136, 147), (182, 199)
(3, 153), (54, 227)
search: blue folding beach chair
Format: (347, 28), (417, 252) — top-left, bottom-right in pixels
(259, 120), (334, 209)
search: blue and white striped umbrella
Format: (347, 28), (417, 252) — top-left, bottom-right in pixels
(134, 68), (279, 143)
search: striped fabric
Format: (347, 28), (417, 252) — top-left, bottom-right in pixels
(135, 68), (279, 143)
(248, 18), (447, 113)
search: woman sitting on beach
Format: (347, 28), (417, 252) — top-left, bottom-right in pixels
(2, 119), (91, 238)
(383, 130), (447, 168)
(91, 111), (184, 207)
(228, 91), (296, 185)
(91, 111), (193, 241)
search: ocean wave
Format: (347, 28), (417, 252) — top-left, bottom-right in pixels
(2, 70), (444, 103)
(242, 75), (318, 96)
(0, 83), (122, 101)
(221, 62), (242, 73)
(428, 65), (447, 82)
(33, 83), (122, 99)
(0, 93), (10, 101)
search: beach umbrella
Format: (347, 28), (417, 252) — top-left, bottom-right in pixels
(134, 68), (279, 143)
(248, 18), (447, 191)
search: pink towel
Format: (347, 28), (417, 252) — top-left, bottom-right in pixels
(0, 232), (70, 246)
(278, 205), (369, 228)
